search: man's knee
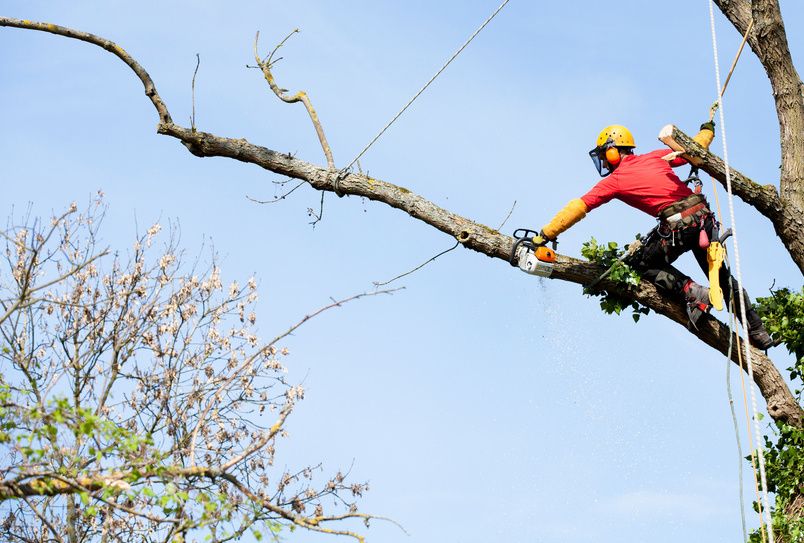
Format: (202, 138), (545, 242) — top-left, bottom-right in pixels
(641, 267), (688, 293)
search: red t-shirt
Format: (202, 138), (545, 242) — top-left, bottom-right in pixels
(580, 149), (692, 216)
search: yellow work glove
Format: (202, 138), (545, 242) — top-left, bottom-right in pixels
(542, 198), (588, 240)
(692, 121), (715, 150)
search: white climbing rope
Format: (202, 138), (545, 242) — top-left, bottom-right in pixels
(343, 0), (511, 172)
(707, 3), (775, 542)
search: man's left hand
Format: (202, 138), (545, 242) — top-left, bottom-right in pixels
(532, 231), (551, 247)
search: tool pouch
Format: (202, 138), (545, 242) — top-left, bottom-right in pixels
(659, 193), (711, 230)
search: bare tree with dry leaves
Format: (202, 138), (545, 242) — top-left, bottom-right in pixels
(0, 199), (384, 542)
(0, 0), (803, 540)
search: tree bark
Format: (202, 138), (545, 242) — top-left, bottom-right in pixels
(713, 0), (804, 273)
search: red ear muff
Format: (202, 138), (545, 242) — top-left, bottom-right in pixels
(605, 147), (621, 165)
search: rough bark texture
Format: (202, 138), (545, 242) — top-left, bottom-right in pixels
(714, 0), (804, 273)
(712, 2), (804, 531)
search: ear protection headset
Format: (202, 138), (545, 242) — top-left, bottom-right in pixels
(603, 138), (621, 166)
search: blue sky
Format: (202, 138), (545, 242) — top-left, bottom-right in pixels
(2, 1), (803, 542)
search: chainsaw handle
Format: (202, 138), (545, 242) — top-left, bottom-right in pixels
(510, 228), (557, 266)
(512, 228), (557, 249)
(512, 228), (540, 240)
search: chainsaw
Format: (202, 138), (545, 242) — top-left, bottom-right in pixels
(509, 228), (557, 278)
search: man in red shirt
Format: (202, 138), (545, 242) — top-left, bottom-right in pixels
(537, 124), (773, 349)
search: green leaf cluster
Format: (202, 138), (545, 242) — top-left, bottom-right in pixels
(748, 286), (804, 542)
(748, 422), (804, 543)
(581, 237), (649, 322)
(756, 287), (804, 393)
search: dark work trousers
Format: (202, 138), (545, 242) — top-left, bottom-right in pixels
(633, 213), (764, 331)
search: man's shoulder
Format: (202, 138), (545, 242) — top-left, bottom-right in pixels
(635, 149), (671, 159)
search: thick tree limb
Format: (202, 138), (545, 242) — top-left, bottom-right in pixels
(1, 17), (801, 428)
(713, 0), (804, 242)
(659, 124), (804, 274)
(156, 123), (804, 427)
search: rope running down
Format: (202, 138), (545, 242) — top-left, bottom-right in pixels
(707, 3), (775, 542)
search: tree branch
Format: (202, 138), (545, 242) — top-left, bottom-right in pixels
(713, 0), (804, 250)
(0, 17), (172, 125)
(254, 30), (335, 171)
(1, 17), (801, 428)
(659, 124), (804, 274)
(2, 467), (389, 542)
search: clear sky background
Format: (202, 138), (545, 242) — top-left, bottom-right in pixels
(2, 1), (803, 542)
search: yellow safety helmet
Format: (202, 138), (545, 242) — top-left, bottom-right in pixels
(595, 125), (635, 148)
(589, 124), (636, 177)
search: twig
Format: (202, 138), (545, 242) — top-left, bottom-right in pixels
(373, 242), (459, 287)
(268, 288), (402, 347)
(21, 495), (65, 543)
(188, 287), (402, 465)
(254, 30), (335, 171)
(191, 53), (200, 131)
(220, 402), (293, 471)
(246, 180), (305, 204)
(308, 192), (325, 227)
(496, 199), (517, 231)
(0, 249), (109, 326)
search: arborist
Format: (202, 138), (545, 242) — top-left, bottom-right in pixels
(534, 123), (774, 349)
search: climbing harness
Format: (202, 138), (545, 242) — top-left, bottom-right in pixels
(682, 166), (704, 194)
(509, 228), (557, 278)
(707, 2), (775, 541)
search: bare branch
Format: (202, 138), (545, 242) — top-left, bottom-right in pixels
(219, 402), (293, 471)
(373, 242), (459, 287)
(0, 17), (172, 125)
(267, 288), (402, 347)
(246, 180), (305, 204)
(191, 53), (200, 131)
(254, 30), (335, 171)
(496, 200), (517, 231)
(187, 288), (401, 465)
(308, 191), (325, 227)
(20, 495), (64, 543)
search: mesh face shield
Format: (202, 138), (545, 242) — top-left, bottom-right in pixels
(588, 145), (610, 177)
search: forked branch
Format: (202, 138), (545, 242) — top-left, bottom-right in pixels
(254, 29), (335, 170)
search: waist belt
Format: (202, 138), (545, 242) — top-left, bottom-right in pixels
(658, 194), (710, 228)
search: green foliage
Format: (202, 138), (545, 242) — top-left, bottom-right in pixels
(756, 287), (804, 393)
(748, 422), (804, 543)
(581, 237), (649, 322)
(748, 287), (804, 543)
